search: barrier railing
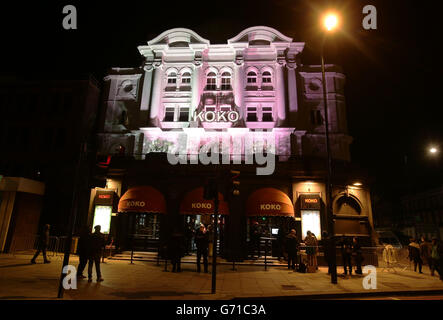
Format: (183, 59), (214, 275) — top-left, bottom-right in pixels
(8, 235), (79, 257)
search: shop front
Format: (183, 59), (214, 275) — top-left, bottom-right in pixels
(180, 187), (229, 256)
(246, 188), (296, 257)
(117, 186), (167, 251)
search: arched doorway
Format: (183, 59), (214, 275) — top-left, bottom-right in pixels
(179, 187), (229, 256)
(246, 188), (295, 258)
(118, 186), (167, 251)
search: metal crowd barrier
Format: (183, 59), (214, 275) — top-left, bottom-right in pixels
(8, 235), (78, 258)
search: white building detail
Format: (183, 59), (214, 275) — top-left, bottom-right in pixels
(99, 27), (352, 162)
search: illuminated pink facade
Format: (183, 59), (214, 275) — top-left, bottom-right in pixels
(98, 27), (352, 162)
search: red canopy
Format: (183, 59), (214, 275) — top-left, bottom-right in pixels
(246, 188), (294, 217)
(118, 186), (166, 214)
(180, 187), (229, 215)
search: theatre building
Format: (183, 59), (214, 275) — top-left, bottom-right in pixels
(89, 27), (375, 259)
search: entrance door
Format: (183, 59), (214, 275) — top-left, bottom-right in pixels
(131, 213), (160, 251)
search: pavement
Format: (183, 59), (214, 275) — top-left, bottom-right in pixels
(1, 252), (443, 300)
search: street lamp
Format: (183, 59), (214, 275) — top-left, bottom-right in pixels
(429, 147), (438, 155)
(320, 11), (340, 285)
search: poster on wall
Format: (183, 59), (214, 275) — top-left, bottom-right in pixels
(92, 205), (112, 234)
(301, 210), (321, 241)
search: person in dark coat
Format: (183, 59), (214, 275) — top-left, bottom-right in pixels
(31, 224), (51, 264)
(76, 227), (91, 279)
(352, 237), (363, 275)
(285, 229), (299, 270)
(420, 237), (432, 271)
(168, 228), (185, 272)
(408, 238), (423, 273)
(184, 220), (195, 255)
(88, 225), (105, 282)
(250, 221), (262, 259)
(341, 237), (353, 275)
(195, 224), (209, 273)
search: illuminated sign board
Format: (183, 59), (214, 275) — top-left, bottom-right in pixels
(92, 205), (112, 234)
(300, 194), (321, 210)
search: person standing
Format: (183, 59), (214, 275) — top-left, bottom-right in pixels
(420, 237), (432, 273)
(305, 231), (318, 270)
(341, 237), (353, 275)
(250, 221), (262, 259)
(31, 224), (51, 264)
(76, 227), (91, 279)
(352, 237), (363, 275)
(184, 220), (194, 255)
(195, 224), (209, 273)
(168, 228), (185, 272)
(408, 238), (423, 273)
(285, 229), (299, 270)
(88, 225), (105, 282)
(430, 238), (442, 280)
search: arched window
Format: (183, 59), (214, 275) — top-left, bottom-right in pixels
(181, 72), (191, 84)
(221, 72), (231, 90)
(262, 71), (272, 84)
(206, 72), (217, 90)
(167, 72), (177, 85)
(336, 196), (362, 215)
(247, 71), (257, 84)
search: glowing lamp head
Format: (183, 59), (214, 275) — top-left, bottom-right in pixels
(429, 147), (438, 154)
(323, 13), (339, 31)
(353, 182), (363, 187)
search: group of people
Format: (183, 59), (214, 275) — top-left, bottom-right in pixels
(280, 229), (319, 271)
(76, 225), (106, 282)
(30, 224), (106, 282)
(339, 236), (364, 275)
(408, 237), (442, 279)
(168, 223), (213, 273)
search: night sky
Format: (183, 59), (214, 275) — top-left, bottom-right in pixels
(1, 0), (441, 197)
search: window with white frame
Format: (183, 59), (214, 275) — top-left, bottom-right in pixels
(262, 107), (273, 122)
(221, 72), (231, 90)
(246, 107), (258, 122)
(167, 72), (177, 85)
(246, 105), (274, 122)
(179, 107), (190, 122)
(163, 105), (190, 122)
(181, 72), (191, 84)
(164, 107), (175, 122)
(262, 71), (272, 83)
(206, 72), (217, 90)
(247, 71), (257, 84)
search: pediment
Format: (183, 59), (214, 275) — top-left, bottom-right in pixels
(228, 26), (293, 44)
(147, 28), (210, 47)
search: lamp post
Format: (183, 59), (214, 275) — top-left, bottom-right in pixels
(321, 12), (339, 284)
